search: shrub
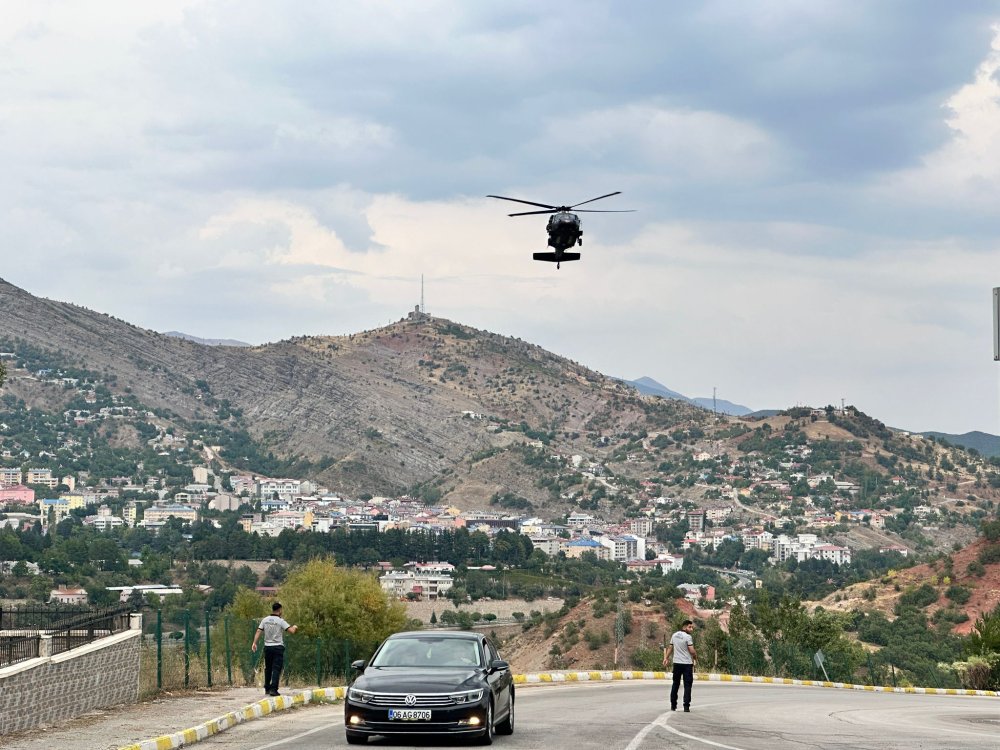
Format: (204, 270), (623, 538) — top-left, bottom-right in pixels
(946, 585), (972, 605)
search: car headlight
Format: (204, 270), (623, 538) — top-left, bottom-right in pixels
(450, 689), (484, 704)
(348, 687), (374, 703)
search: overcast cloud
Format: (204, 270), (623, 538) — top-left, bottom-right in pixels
(3, 2), (1000, 433)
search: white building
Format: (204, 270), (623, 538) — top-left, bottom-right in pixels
(258, 478), (301, 501)
(85, 506), (124, 531)
(813, 544), (852, 565)
(379, 570), (454, 600)
(142, 503), (199, 525)
(529, 536), (565, 556)
(628, 518), (654, 537)
(656, 553), (684, 573)
(0, 468), (22, 486)
(598, 534), (645, 562)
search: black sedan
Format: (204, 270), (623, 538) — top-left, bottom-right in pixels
(345, 630), (515, 745)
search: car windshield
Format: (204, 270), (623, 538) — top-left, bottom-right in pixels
(370, 638), (483, 668)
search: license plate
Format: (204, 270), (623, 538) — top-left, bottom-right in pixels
(388, 709), (431, 721)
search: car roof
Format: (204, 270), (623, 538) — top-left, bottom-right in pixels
(387, 631), (481, 641)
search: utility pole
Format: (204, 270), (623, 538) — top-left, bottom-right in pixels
(421, 274), (425, 314)
(713, 387), (717, 415)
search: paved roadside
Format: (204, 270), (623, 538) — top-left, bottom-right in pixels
(0, 687), (305, 750)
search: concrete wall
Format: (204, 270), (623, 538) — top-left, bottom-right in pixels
(0, 618), (141, 735)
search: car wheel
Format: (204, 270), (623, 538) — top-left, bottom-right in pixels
(478, 700), (494, 745)
(496, 695), (514, 735)
(345, 730), (367, 745)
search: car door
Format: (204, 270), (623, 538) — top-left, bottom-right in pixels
(484, 638), (510, 718)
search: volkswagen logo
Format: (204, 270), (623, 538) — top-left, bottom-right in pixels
(404, 694), (417, 706)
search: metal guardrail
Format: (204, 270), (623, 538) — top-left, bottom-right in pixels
(0, 605), (133, 667)
(0, 634), (41, 666)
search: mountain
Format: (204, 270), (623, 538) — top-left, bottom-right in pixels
(920, 430), (1000, 458)
(0, 278), (706, 504)
(623, 376), (754, 416)
(162, 331), (251, 347)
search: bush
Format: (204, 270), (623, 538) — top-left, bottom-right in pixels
(946, 585), (972, 605)
(898, 584), (939, 609)
(978, 544), (1000, 565)
(630, 647), (664, 671)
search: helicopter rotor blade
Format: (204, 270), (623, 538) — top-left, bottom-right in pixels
(507, 209), (558, 217)
(569, 191), (622, 209)
(573, 209), (636, 213)
(486, 195), (558, 211)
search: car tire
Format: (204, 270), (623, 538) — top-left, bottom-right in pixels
(496, 695), (514, 735)
(345, 730), (367, 745)
(478, 700), (494, 745)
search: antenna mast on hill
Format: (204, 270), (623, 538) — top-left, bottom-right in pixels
(713, 386), (717, 415)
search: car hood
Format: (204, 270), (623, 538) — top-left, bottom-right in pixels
(354, 667), (483, 692)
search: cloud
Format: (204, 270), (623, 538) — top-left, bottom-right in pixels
(2, 2), (1000, 433)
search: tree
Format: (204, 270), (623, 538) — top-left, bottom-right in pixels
(229, 587), (267, 620)
(276, 558), (406, 648)
(0, 361), (5, 387)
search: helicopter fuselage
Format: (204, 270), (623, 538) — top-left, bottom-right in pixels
(546, 211), (582, 251)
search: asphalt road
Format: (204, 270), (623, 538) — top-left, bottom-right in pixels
(189, 682), (1000, 750)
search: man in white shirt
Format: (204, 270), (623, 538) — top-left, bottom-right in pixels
(663, 619), (697, 712)
(251, 601), (298, 696)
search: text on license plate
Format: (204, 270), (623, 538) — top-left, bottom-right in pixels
(388, 709), (432, 721)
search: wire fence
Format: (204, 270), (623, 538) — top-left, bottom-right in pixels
(140, 609), (362, 698)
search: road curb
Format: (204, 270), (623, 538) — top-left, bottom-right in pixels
(117, 687), (346, 750)
(513, 669), (1000, 697)
(119, 671), (998, 749)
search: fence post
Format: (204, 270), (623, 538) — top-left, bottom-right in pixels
(205, 609), (213, 688)
(184, 610), (190, 689)
(224, 614), (233, 686)
(316, 638), (322, 687)
(156, 609), (163, 691)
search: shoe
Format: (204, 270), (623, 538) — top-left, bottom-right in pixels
(671, 706), (677, 711)
(683, 707), (690, 712)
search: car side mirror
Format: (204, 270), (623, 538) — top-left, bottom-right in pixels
(489, 659), (509, 672)
(351, 659), (367, 671)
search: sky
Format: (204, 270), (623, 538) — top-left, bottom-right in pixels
(3, 2), (1000, 434)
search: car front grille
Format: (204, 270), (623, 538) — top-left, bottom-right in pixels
(368, 693), (458, 707)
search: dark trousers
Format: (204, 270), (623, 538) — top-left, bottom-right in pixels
(671, 663), (693, 708)
(263, 645), (285, 692)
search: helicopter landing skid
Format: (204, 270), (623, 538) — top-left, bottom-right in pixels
(533, 251), (580, 270)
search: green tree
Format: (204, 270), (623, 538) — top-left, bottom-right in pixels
(277, 558), (406, 648)
(229, 587), (267, 620)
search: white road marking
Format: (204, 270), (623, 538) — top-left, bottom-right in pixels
(247, 720), (343, 749)
(624, 701), (748, 750)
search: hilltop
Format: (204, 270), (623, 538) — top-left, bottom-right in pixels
(3, 276), (999, 537)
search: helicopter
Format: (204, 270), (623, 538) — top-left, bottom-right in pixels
(487, 191), (634, 268)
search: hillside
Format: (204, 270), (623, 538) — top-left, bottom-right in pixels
(4, 276), (1000, 533)
(921, 431), (1000, 458)
(0, 278), (707, 508)
(813, 537), (1000, 635)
